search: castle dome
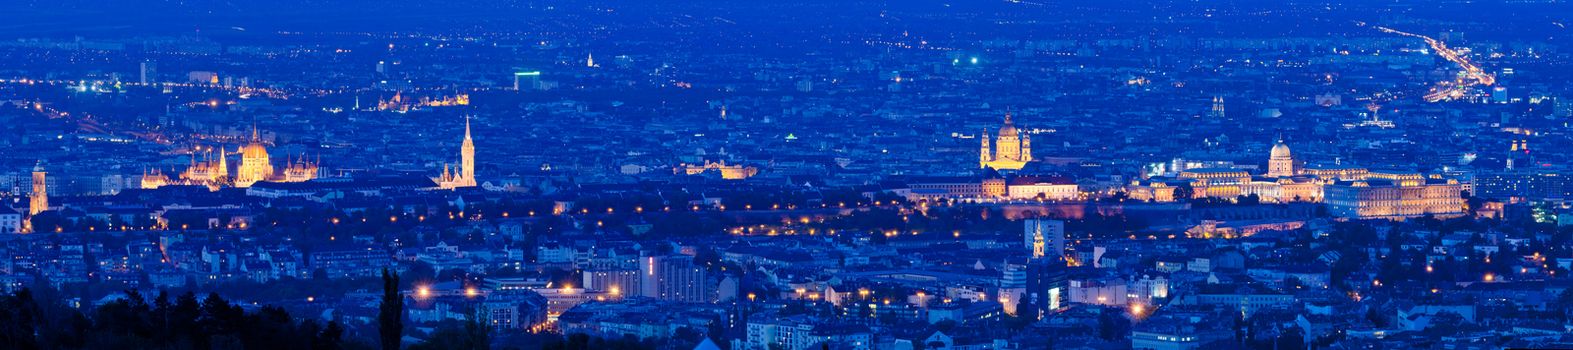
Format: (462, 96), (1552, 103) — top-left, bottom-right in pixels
(1270, 141), (1291, 159)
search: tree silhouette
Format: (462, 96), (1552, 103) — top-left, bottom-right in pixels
(380, 268), (405, 350)
(0, 288), (342, 349)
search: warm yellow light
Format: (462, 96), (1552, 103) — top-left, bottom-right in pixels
(465, 287), (478, 297)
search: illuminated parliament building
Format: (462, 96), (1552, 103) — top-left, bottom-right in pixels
(141, 127), (320, 190)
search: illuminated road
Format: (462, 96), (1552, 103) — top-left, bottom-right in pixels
(1366, 23), (1495, 102)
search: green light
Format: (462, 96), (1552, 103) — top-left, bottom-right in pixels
(515, 71), (541, 76)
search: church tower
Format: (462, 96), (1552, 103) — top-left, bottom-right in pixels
(461, 117), (475, 182)
(29, 162), (46, 216)
(217, 147), (228, 180)
(1211, 96), (1226, 118)
(979, 129), (993, 167)
(436, 117), (479, 189)
(1031, 230), (1046, 259)
(1021, 133), (1032, 162)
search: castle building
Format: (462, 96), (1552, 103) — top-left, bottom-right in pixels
(1266, 139), (1300, 177)
(1133, 140), (1344, 203)
(979, 112), (1032, 170)
(1324, 175), (1466, 220)
(436, 118), (478, 189)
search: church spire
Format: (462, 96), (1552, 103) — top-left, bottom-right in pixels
(218, 146), (228, 178)
(436, 116), (479, 189)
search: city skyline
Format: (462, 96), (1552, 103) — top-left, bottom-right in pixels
(0, 1), (1570, 350)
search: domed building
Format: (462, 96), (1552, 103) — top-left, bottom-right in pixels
(1266, 139), (1299, 177)
(141, 126), (319, 190)
(235, 128), (276, 188)
(979, 112), (1032, 170)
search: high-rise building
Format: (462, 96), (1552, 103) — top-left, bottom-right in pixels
(979, 112), (1032, 170)
(435, 118), (478, 189)
(513, 71), (541, 91)
(1023, 257), (1067, 320)
(583, 268), (640, 297)
(639, 255), (711, 303)
(1024, 219), (1065, 259)
(1474, 171), (1572, 200)
(139, 61), (157, 85)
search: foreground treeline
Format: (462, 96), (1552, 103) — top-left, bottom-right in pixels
(0, 288), (348, 350)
